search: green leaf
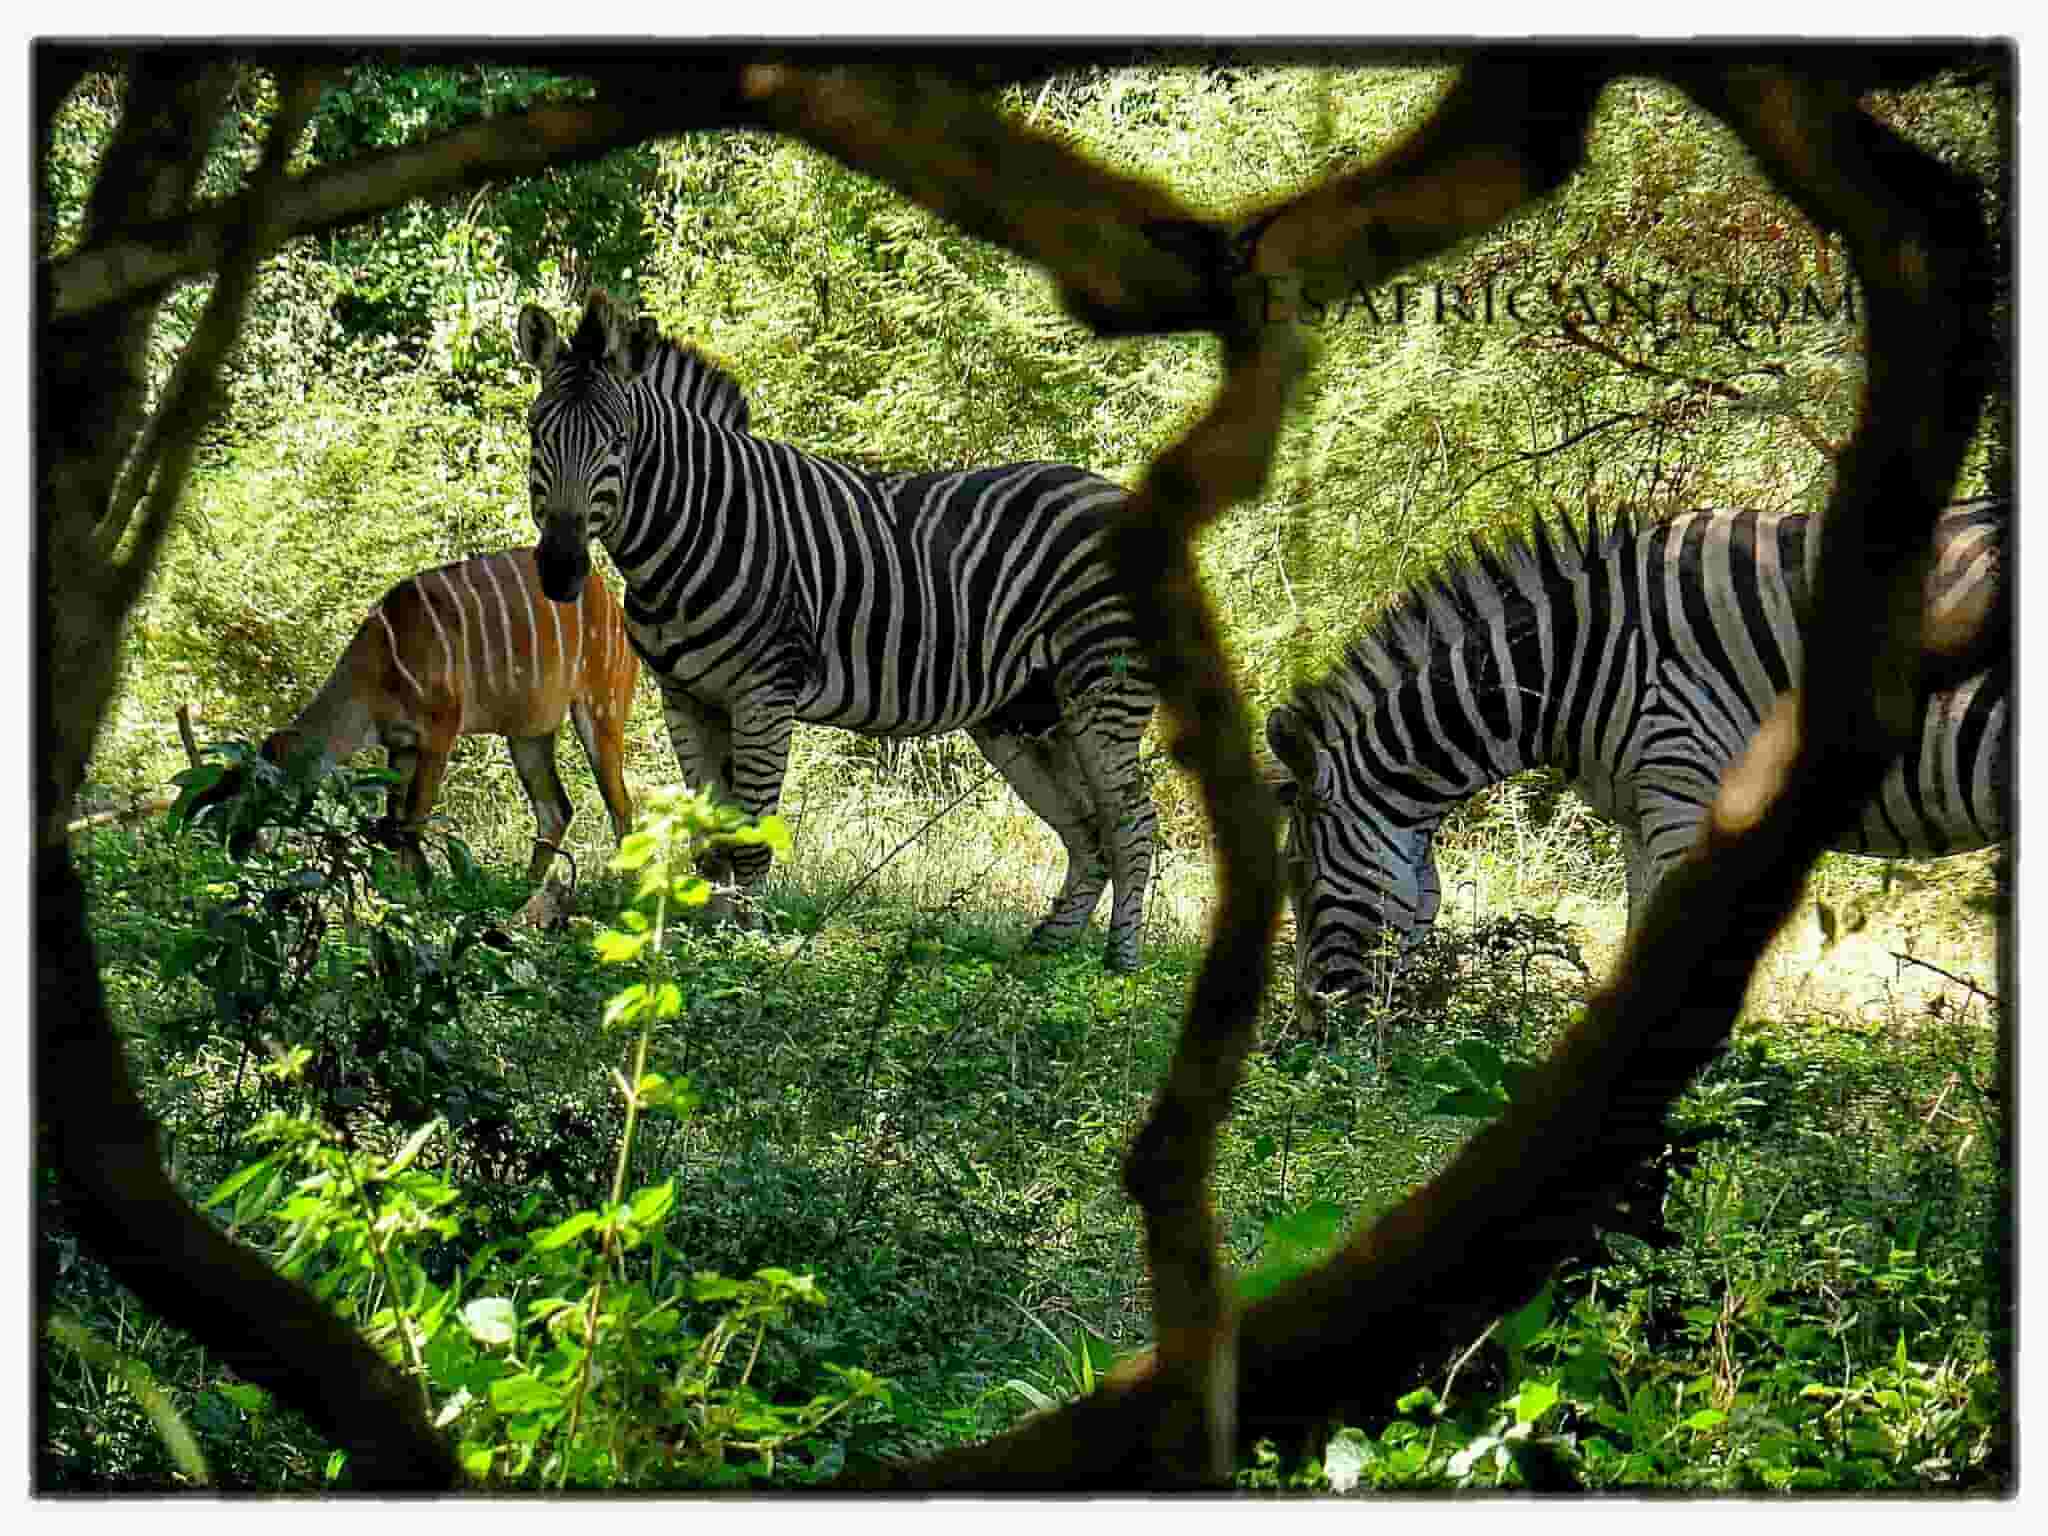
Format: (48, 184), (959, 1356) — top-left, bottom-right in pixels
(463, 1297), (519, 1347)
(673, 875), (713, 908)
(755, 814), (793, 859)
(628, 1181), (677, 1226)
(603, 982), (649, 1028)
(216, 1381), (271, 1416)
(1448, 1434), (1501, 1479)
(531, 1211), (600, 1252)
(692, 1271), (744, 1302)
(1498, 1282), (1553, 1354)
(1005, 1378), (1058, 1413)
(489, 1373), (565, 1416)
(611, 830), (658, 871)
(592, 929), (648, 964)
(433, 1387), (476, 1430)
(1512, 1380), (1560, 1427)
(1454, 1037), (1506, 1080)
(382, 1117), (443, 1178)
(1323, 1427), (1371, 1493)
(1681, 1407), (1727, 1432)
(206, 1156), (277, 1210)
(1237, 1200), (1347, 1303)
(1395, 1386), (1440, 1417)
(1439, 1090), (1500, 1118)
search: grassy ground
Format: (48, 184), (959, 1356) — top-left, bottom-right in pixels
(42, 739), (2008, 1491)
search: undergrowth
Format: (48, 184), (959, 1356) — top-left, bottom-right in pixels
(43, 766), (2008, 1490)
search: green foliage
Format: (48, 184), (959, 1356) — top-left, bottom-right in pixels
(1236, 1200), (1348, 1306)
(307, 63), (659, 377)
(1001, 1303), (1121, 1413)
(160, 743), (526, 1149)
(50, 59), (2008, 1492)
(54, 780), (2006, 1490)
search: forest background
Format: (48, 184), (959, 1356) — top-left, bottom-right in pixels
(43, 54), (2010, 1491)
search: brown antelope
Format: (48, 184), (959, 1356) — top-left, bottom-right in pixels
(196, 547), (638, 892)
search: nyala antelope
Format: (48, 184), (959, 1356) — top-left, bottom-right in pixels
(194, 548), (638, 899)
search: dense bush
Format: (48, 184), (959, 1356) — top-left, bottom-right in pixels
(47, 56), (2007, 1491)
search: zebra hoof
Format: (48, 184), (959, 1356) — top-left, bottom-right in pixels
(1023, 924), (1069, 954)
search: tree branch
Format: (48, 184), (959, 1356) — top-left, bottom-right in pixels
(1104, 322), (1307, 1483)
(1549, 321), (1844, 461)
(49, 61), (760, 321)
(101, 65), (325, 570)
(737, 61), (1241, 336)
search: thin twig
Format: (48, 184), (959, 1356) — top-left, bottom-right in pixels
(1890, 950), (2000, 1008)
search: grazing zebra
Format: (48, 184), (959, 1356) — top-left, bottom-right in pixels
(515, 291), (1158, 969)
(191, 548), (638, 898)
(1266, 500), (2007, 1012)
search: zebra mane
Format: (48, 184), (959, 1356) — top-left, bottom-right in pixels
(634, 332), (752, 433)
(1289, 506), (1648, 726)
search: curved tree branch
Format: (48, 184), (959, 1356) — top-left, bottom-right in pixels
(49, 60), (759, 322)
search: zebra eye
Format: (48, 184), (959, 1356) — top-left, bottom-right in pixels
(610, 431), (630, 455)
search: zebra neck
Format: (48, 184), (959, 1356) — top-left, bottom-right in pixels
(605, 419), (765, 586)
(1350, 588), (1575, 816)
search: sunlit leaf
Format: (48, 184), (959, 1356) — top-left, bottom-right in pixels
(463, 1297), (519, 1347)
(611, 831), (658, 871)
(532, 1212), (600, 1252)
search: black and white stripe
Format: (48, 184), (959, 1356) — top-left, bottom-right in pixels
(517, 291), (1158, 969)
(1267, 500), (2007, 1008)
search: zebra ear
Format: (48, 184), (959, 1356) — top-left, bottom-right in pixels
(622, 315), (662, 381)
(575, 288), (625, 358)
(1265, 705), (1321, 781)
(516, 304), (562, 372)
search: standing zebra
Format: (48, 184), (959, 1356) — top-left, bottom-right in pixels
(1267, 500), (2007, 1012)
(516, 291), (1158, 969)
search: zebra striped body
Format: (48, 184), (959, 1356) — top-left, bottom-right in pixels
(1266, 501), (2007, 1010)
(199, 548), (637, 893)
(517, 291), (1157, 968)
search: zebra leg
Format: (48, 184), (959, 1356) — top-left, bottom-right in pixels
(1617, 823), (1652, 933)
(506, 732), (575, 886)
(1617, 809), (1684, 934)
(656, 681), (742, 920)
(968, 723), (1112, 952)
(1058, 694), (1157, 973)
(722, 690), (801, 908)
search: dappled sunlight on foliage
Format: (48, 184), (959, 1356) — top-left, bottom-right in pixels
(41, 48), (2007, 1491)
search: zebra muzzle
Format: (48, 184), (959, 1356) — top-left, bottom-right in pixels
(535, 520), (591, 604)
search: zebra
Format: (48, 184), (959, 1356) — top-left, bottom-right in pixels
(515, 290), (1158, 970)
(1266, 499), (2007, 1013)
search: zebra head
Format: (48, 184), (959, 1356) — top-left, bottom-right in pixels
(516, 291), (661, 603)
(1266, 699), (1443, 1019)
